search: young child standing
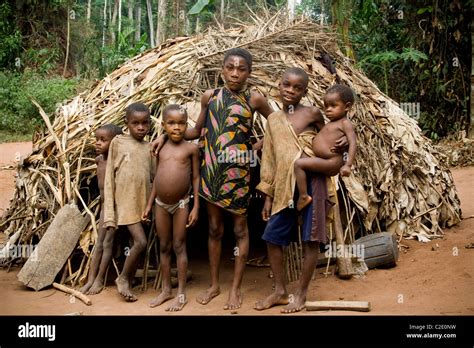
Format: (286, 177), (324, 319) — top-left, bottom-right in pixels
(151, 48), (273, 310)
(103, 102), (154, 302)
(295, 84), (357, 211)
(142, 104), (200, 311)
(255, 68), (347, 313)
(79, 124), (122, 295)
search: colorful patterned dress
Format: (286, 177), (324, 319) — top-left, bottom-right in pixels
(199, 86), (253, 216)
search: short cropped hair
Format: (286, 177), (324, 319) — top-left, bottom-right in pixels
(125, 102), (150, 119)
(97, 123), (123, 136)
(326, 84), (355, 104)
(162, 104), (187, 121)
(283, 67), (309, 88)
(223, 48), (252, 70)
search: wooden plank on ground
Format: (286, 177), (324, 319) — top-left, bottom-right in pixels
(305, 300), (371, 312)
(17, 204), (90, 290)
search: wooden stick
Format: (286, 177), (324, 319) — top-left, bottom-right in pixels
(52, 282), (92, 306)
(305, 300), (371, 312)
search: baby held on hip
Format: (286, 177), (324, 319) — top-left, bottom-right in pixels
(312, 117), (348, 160)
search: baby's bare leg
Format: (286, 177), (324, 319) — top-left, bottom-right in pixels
(150, 206), (174, 308)
(166, 205), (189, 312)
(116, 222), (147, 302)
(296, 155), (344, 177)
(294, 159), (312, 211)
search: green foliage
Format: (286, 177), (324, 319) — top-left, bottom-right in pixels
(99, 30), (149, 76)
(0, 3), (22, 70)
(188, 0), (213, 15)
(0, 71), (80, 134)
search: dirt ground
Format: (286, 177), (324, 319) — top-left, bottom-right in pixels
(0, 141), (473, 316)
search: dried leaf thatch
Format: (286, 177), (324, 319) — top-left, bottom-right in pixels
(1, 12), (461, 285)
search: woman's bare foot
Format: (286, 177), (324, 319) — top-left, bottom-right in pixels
(281, 293), (306, 313)
(224, 288), (242, 310)
(149, 289), (173, 308)
(296, 195), (312, 211)
(196, 286), (220, 305)
(87, 278), (104, 295)
(254, 291), (289, 310)
(166, 294), (187, 312)
(78, 281), (93, 294)
(115, 276), (137, 302)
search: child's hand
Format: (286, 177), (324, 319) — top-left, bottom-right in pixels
(331, 135), (348, 153)
(186, 207), (199, 228)
(339, 164), (352, 177)
(262, 196), (273, 221)
(141, 207), (152, 223)
(252, 139), (264, 151)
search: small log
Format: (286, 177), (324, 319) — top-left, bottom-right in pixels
(305, 300), (370, 312)
(52, 282), (92, 306)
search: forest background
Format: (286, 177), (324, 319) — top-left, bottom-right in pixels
(0, 0), (471, 142)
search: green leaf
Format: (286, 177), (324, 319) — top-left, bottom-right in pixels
(188, 0), (211, 15)
(400, 48), (428, 63)
(417, 6), (433, 15)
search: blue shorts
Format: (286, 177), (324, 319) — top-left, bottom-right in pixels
(262, 177), (313, 247)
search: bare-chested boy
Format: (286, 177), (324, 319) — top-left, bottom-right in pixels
(103, 103), (154, 302)
(79, 124), (122, 295)
(295, 84), (357, 211)
(255, 67), (346, 313)
(142, 104), (200, 311)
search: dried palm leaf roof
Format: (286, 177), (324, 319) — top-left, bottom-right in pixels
(1, 12), (461, 276)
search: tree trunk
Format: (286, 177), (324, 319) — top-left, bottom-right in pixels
(320, 0), (324, 25)
(135, 2), (141, 42)
(331, 0), (354, 60)
(118, 0), (122, 39)
(128, 0), (133, 22)
(220, 0), (224, 23)
(63, 5), (71, 77)
(102, 0), (108, 49)
(111, 0), (118, 44)
(146, 0), (155, 47)
(287, 0), (296, 21)
(155, 0), (166, 45)
(87, 0), (92, 23)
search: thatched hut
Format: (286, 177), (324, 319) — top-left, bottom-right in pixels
(0, 12), (461, 287)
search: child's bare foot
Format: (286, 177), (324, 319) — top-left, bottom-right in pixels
(166, 294), (187, 312)
(115, 276), (137, 302)
(78, 281), (93, 294)
(254, 291), (289, 310)
(224, 289), (242, 310)
(87, 278), (104, 295)
(149, 290), (173, 308)
(281, 293), (306, 313)
(196, 286), (220, 305)
(296, 195), (312, 211)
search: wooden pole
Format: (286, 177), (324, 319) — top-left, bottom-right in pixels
(53, 282), (92, 306)
(333, 189), (353, 279)
(306, 300), (370, 312)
